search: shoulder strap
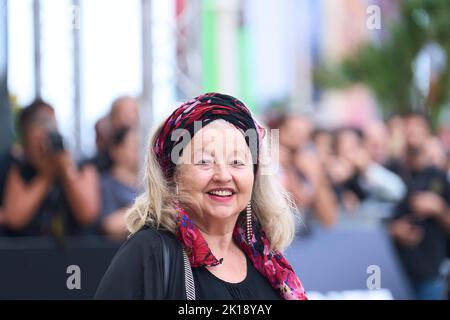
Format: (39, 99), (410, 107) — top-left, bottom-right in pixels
(158, 229), (196, 300)
(157, 230), (171, 299)
(182, 249), (196, 300)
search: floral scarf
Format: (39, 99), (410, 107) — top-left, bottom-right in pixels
(175, 205), (308, 300)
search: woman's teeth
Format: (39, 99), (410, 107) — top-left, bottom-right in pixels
(208, 190), (233, 197)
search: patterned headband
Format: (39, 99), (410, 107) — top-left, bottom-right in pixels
(153, 92), (265, 178)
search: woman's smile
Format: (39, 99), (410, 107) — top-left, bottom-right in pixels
(206, 187), (236, 203)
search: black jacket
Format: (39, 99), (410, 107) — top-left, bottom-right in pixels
(94, 225), (186, 299)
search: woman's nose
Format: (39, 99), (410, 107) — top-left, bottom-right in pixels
(212, 164), (232, 182)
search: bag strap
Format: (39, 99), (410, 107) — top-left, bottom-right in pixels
(158, 231), (171, 299)
(182, 249), (196, 300)
(159, 230), (196, 300)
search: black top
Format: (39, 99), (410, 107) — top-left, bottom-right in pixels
(0, 152), (14, 237)
(95, 225), (186, 300)
(387, 162), (450, 282)
(0, 151), (13, 207)
(193, 256), (281, 300)
(94, 225), (280, 300)
(2, 158), (94, 237)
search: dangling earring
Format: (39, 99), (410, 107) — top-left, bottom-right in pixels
(176, 184), (179, 195)
(246, 201), (253, 243)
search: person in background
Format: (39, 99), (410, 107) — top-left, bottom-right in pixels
(386, 114), (406, 162)
(388, 111), (450, 300)
(364, 120), (391, 165)
(429, 141), (450, 299)
(278, 115), (312, 151)
(0, 145), (25, 234)
(425, 137), (448, 172)
(109, 96), (140, 129)
(447, 151), (450, 183)
(311, 128), (334, 169)
(85, 96), (139, 175)
(278, 144), (315, 212)
(88, 116), (113, 174)
(1, 99), (100, 237)
(327, 127), (368, 212)
(278, 115), (338, 229)
(362, 123), (407, 202)
(0, 151), (14, 233)
(329, 127), (406, 213)
(99, 127), (139, 241)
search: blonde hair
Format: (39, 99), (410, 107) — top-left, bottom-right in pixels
(125, 120), (297, 252)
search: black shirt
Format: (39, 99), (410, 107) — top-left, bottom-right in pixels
(95, 226), (186, 300)
(3, 158), (94, 237)
(193, 256), (281, 300)
(0, 152), (14, 236)
(387, 161), (450, 282)
(95, 225), (281, 300)
(0, 152), (13, 207)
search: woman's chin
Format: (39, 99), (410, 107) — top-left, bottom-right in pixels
(204, 209), (240, 221)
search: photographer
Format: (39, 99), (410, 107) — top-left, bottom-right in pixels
(1, 99), (100, 237)
(387, 112), (450, 300)
(328, 127), (406, 212)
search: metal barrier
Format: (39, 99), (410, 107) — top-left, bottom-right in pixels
(0, 236), (120, 299)
(286, 223), (414, 299)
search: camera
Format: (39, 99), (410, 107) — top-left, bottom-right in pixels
(48, 131), (65, 152)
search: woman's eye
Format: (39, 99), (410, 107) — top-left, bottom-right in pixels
(231, 159), (245, 166)
(196, 159), (212, 165)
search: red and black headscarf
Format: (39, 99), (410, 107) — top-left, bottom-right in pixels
(153, 92), (264, 178)
(152, 93), (307, 300)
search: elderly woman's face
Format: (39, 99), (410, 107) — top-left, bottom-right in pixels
(176, 120), (255, 224)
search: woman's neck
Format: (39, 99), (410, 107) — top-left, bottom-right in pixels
(202, 230), (234, 253)
(196, 218), (239, 256)
(111, 165), (138, 188)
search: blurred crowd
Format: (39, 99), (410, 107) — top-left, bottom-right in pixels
(269, 111), (450, 300)
(0, 98), (450, 299)
(0, 96), (140, 242)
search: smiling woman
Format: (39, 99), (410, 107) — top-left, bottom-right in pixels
(94, 93), (307, 300)
(176, 120), (254, 228)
